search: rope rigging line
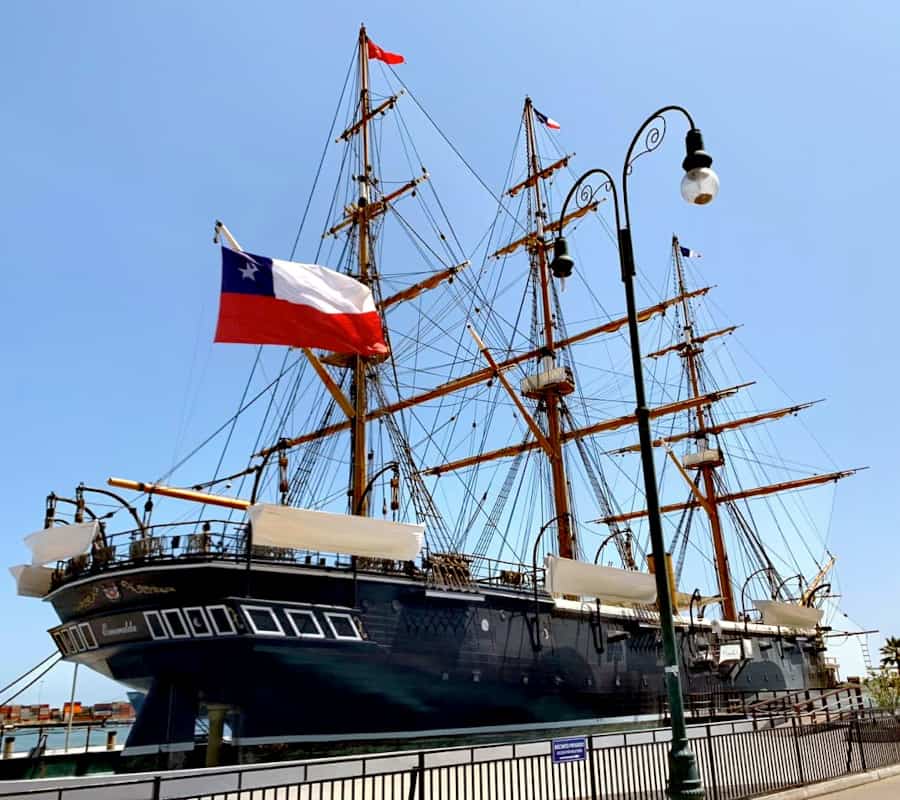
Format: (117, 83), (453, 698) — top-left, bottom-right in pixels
(386, 66), (525, 234)
(196, 348), (263, 517)
(0, 653), (60, 698)
(693, 307), (833, 563)
(470, 438), (529, 560)
(286, 382), (344, 508)
(369, 380), (454, 552)
(715, 469), (788, 585)
(289, 43), (357, 261)
(367, 124), (529, 499)
(0, 656), (63, 708)
(144, 353), (303, 495)
(672, 490), (698, 587)
(225, 352), (309, 520)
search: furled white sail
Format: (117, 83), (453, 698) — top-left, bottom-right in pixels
(24, 521), (99, 565)
(544, 555), (657, 604)
(9, 565), (55, 597)
(247, 504), (424, 561)
(752, 599), (823, 628)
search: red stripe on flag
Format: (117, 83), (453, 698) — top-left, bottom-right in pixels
(367, 40), (404, 65)
(215, 293), (388, 356)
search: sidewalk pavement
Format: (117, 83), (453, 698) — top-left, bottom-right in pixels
(762, 765), (900, 799)
(816, 773), (900, 797)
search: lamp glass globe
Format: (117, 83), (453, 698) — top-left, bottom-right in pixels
(680, 167), (719, 205)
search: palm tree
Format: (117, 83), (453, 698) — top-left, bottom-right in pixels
(880, 636), (900, 673)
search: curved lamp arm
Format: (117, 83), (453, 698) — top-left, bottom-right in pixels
(557, 167), (621, 236)
(621, 105), (697, 230)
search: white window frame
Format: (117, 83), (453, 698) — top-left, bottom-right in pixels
(241, 605), (285, 637)
(206, 604), (236, 636)
(324, 612), (362, 641)
(183, 606), (213, 638)
(285, 609), (325, 639)
(69, 625), (88, 652)
(161, 608), (191, 639)
(78, 623), (98, 650)
(143, 610), (169, 641)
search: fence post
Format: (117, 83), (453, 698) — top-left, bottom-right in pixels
(704, 725), (719, 800)
(791, 716), (804, 786)
(152, 775), (161, 800)
(855, 718), (867, 772)
(587, 734), (598, 800)
(418, 750), (425, 800)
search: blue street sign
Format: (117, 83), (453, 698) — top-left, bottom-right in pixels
(551, 736), (587, 764)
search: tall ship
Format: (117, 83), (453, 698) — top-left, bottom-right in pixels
(9, 27), (860, 764)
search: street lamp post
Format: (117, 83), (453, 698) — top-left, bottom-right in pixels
(549, 106), (718, 800)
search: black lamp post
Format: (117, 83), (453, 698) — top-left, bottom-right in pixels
(550, 106), (718, 800)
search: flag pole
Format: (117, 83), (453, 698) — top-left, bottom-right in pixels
(213, 220), (242, 251)
(63, 662), (79, 753)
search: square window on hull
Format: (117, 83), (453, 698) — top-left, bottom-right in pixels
(325, 613), (362, 641)
(52, 632), (68, 655)
(183, 606), (212, 637)
(144, 610), (168, 640)
(206, 605), (237, 635)
(59, 628), (77, 654)
(70, 626), (88, 652)
(78, 623), (98, 649)
(286, 610), (325, 639)
(161, 609), (190, 639)
(241, 605), (285, 636)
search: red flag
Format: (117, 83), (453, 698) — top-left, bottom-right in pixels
(367, 39), (404, 65)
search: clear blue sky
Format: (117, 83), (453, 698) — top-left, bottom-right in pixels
(1, 2), (898, 704)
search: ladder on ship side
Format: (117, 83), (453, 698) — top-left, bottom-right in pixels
(861, 635), (874, 674)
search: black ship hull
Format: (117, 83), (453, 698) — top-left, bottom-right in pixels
(44, 556), (831, 759)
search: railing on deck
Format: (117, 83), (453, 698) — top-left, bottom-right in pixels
(1, 708), (898, 800)
(48, 520), (543, 595)
(747, 684), (866, 725)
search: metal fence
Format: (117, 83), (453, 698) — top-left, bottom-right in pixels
(2, 710), (898, 800)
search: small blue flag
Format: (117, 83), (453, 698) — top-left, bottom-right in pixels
(679, 246), (702, 259)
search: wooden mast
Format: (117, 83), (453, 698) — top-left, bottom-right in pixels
(523, 97), (574, 559)
(672, 235), (737, 619)
(351, 25), (373, 517)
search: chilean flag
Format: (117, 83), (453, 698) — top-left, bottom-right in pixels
(534, 108), (561, 130)
(214, 248), (388, 356)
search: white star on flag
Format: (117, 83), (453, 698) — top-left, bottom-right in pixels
(239, 263), (259, 280)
